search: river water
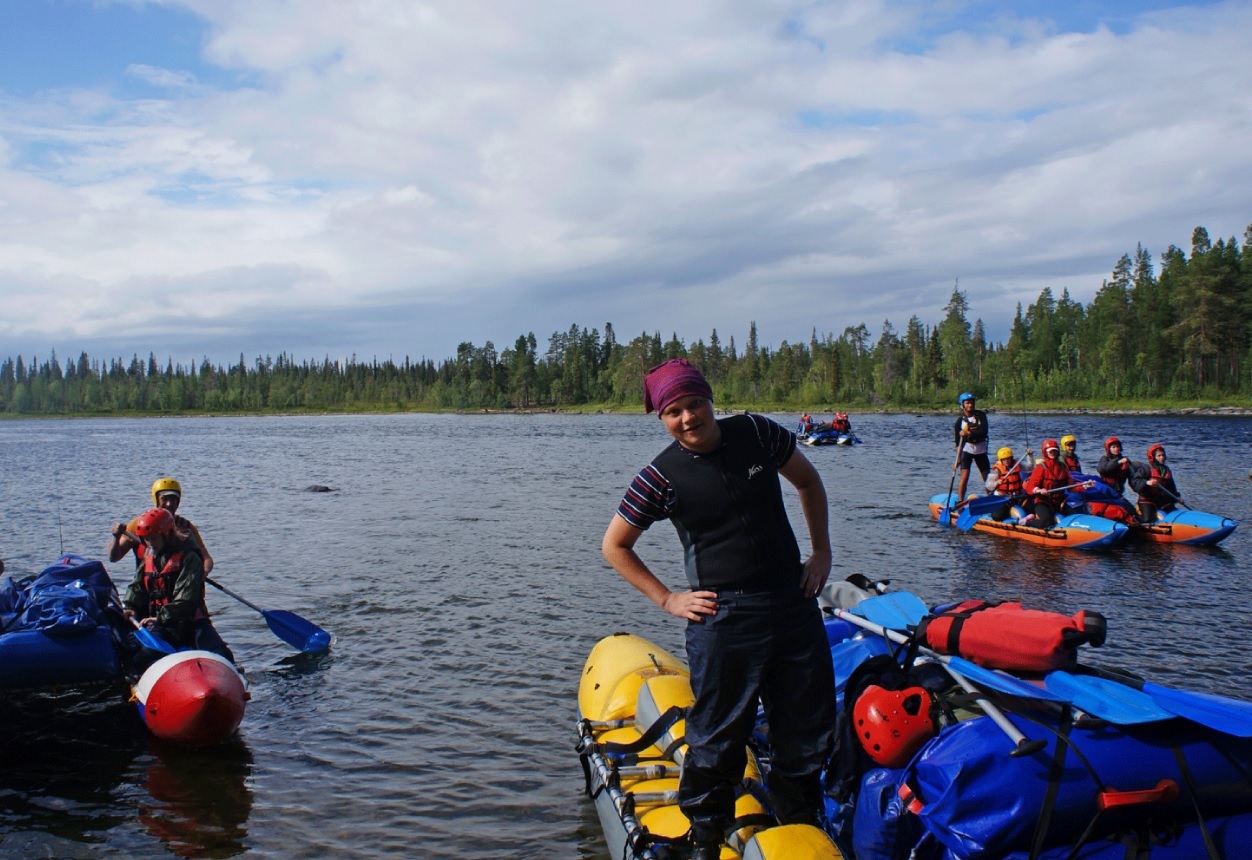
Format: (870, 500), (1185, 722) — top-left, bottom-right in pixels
(0, 412), (1248, 858)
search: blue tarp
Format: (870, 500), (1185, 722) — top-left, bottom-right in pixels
(0, 555), (124, 688)
(1, 555), (115, 637)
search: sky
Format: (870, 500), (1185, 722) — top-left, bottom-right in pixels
(1, 0), (1249, 369)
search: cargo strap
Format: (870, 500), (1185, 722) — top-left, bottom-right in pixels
(1028, 705), (1073, 860)
(576, 706), (688, 800)
(1168, 743), (1220, 860)
(599, 705), (688, 764)
(1009, 712), (1220, 860)
(914, 600), (998, 656)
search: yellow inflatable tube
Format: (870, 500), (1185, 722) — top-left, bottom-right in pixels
(576, 632), (843, 859)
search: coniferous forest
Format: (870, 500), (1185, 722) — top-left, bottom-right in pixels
(2, 224), (1250, 416)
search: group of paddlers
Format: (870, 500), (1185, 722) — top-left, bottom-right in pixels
(954, 392), (1185, 529)
(797, 411), (852, 437)
(105, 477), (235, 669)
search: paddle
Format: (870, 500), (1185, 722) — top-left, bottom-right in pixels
(836, 606), (1048, 756)
(938, 451), (961, 526)
(126, 614), (177, 655)
(956, 451), (1035, 530)
(206, 578), (332, 654)
(1045, 671), (1173, 725)
(1155, 484), (1190, 510)
(956, 495), (1018, 530)
(109, 593), (177, 654)
(1078, 665), (1252, 738)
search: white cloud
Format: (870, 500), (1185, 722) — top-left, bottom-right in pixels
(1, 0), (1250, 363)
(125, 63), (200, 90)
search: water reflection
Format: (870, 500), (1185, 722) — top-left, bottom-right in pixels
(137, 739), (254, 859)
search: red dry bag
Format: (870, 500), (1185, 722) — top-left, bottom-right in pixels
(917, 600), (1107, 672)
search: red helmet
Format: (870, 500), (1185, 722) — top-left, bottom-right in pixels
(853, 685), (936, 767)
(1042, 438), (1060, 457)
(1104, 436), (1122, 455)
(134, 508), (174, 538)
(1147, 443), (1166, 462)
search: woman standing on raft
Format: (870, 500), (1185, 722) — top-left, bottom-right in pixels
(601, 359), (835, 859)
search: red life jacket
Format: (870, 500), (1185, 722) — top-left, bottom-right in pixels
(919, 600), (1107, 672)
(991, 461), (1023, 495)
(1024, 458), (1071, 502)
(1063, 453), (1081, 473)
(142, 547), (208, 620)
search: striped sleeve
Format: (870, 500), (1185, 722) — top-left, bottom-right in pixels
(746, 413), (797, 468)
(616, 464), (674, 529)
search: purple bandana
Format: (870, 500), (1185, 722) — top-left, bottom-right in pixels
(643, 359), (713, 415)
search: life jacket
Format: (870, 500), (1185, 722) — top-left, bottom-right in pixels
(991, 460), (1023, 496)
(1024, 458), (1070, 503)
(1144, 461), (1179, 503)
(1063, 453), (1081, 473)
(142, 540), (208, 620)
(653, 415), (802, 591)
(917, 600), (1107, 672)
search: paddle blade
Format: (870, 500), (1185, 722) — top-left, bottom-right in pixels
(855, 593), (928, 629)
(263, 609), (331, 654)
(135, 625), (177, 654)
(1046, 671), (1173, 724)
(1142, 681), (1252, 738)
(965, 494), (1011, 516)
(947, 656), (1069, 703)
(955, 508), (979, 531)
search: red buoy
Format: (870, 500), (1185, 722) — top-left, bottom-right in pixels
(134, 651), (249, 747)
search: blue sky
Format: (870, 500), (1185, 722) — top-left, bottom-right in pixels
(0, 0), (1248, 368)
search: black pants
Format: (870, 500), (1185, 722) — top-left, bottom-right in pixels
(1031, 499), (1059, 529)
(679, 589), (835, 841)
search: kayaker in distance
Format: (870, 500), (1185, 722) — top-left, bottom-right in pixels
(601, 358), (835, 860)
(121, 507), (235, 670)
(953, 393), (990, 500)
(1131, 444), (1184, 522)
(108, 477), (214, 574)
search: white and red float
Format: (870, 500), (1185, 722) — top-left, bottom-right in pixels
(133, 651), (249, 747)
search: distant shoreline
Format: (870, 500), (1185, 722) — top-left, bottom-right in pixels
(2, 404), (1250, 420)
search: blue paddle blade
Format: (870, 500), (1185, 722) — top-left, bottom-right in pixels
(1046, 671), (1173, 724)
(946, 656), (1069, 702)
(955, 508), (980, 531)
(135, 625), (177, 654)
(965, 494), (1011, 516)
(855, 593), (928, 630)
(1141, 680), (1252, 738)
(263, 609), (332, 654)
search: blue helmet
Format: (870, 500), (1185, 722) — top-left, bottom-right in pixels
(958, 392), (974, 405)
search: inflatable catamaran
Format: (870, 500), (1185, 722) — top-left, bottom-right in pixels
(0, 555), (249, 747)
(577, 583), (1252, 859)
